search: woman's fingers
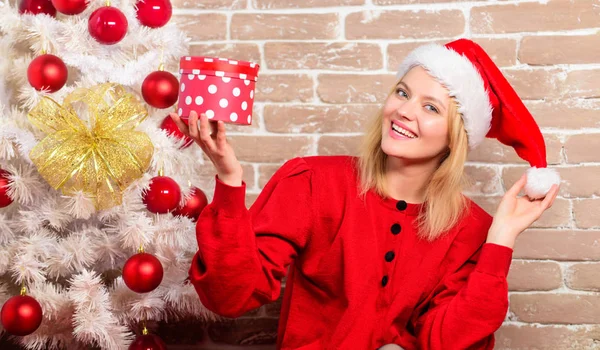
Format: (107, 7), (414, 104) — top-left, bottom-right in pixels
(188, 111), (214, 150)
(198, 112), (217, 151)
(542, 184), (560, 210)
(179, 110), (228, 158)
(549, 186), (558, 207)
(526, 184), (559, 222)
(205, 115), (227, 152)
(209, 119), (219, 139)
(215, 121), (227, 148)
(188, 110), (200, 139)
(169, 112), (189, 136)
(506, 173), (527, 198)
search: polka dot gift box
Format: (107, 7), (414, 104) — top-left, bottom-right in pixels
(177, 56), (260, 125)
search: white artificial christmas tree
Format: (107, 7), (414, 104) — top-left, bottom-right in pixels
(0, 0), (218, 348)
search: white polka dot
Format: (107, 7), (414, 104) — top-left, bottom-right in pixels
(247, 115), (251, 124)
(188, 74), (194, 80)
(239, 73), (247, 79)
(185, 96), (192, 105)
(222, 77), (231, 83)
(185, 57), (191, 61)
(208, 85), (217, 94)
(250, 63), (256, 68)
(250, 90), (254, 99)
(244, 80), (250, 86)
(241, 101), (247, 111)
(229, 60), (238, 65)
(192, 69), (200, 74)
(219, 58), (228, 61)
(204, 58), (213, 62)
(199, 75), (206, 80)
(216, 71), (225, 77)
(219, 98), (228, 108)
(232, 87), (240, 97)
(180, 83), (185, 92)
(178, 108), (182, 115)
(195, 96), (203, 105)
(230, 112), (238, 122)
(206, 110), (214, 119)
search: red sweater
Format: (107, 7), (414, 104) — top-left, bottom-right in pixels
(189, 156), (513, 350)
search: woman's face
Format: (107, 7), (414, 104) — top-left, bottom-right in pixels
(381, 66), (451, 162)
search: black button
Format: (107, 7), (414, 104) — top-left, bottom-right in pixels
(385, 251), (395, 262)
(381, 275), (389, 287)
(390, 223), (401, 235)
(396, 200), (407, 211)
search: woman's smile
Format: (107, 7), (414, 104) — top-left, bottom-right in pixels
(390, 120), (418, 140)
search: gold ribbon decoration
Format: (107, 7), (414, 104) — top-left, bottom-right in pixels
(28, 83), (154, 210)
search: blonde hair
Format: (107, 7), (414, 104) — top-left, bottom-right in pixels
(357, 84), (471, 242)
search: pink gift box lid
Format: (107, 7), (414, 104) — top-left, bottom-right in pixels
(179, 56), (260, 82)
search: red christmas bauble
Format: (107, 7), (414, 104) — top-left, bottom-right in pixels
(27, 54), (68, 93)
(0, 169), (14, 208)
(51, 0), (87, 15)
(142, 176), (181, 214)
(122, 253), (164, 293)
(135, 0), (172, 28)
(19, 0), (56, 16)
(141, 71), (179, 109)
(0, 295), (43, 336)
(88, 6), (128, 45)
(173, 187), (207, 221)
(159, 115), (193, 148)
(129, 333), (167, 350)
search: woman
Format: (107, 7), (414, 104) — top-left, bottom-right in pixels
(170, 39), (560, 349)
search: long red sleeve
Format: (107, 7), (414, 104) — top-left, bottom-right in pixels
(188, 157), (314, 318)
(414, 242), (513, 349)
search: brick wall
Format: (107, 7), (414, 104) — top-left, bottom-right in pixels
(169, 0), (600, 349)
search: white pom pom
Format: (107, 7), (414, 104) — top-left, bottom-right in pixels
(524, 167), (561, 200)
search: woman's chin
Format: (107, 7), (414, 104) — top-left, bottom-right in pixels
(381, 144), (409, 159)
(381, 139), (411, 157)
(380, 144), (442, 164)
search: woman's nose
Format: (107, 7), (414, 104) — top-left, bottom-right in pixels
(396, 100), (417, 121)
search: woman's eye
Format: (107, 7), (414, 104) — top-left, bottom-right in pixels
(395, 89), (439, 113)
(425, 105), (439, 114)
(396, 88), (408, 98)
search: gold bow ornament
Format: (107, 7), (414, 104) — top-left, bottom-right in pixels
(28, 83), (154, 210)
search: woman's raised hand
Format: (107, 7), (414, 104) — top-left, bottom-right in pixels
(169, 110), (243, 186)
(487, 173), (560, 249)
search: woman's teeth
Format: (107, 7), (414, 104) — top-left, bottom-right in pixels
(391, 123), (417, 138)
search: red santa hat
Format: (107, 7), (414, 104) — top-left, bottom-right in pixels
(396, 38), (560, 200)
